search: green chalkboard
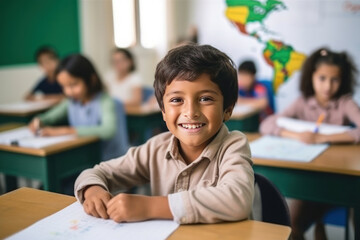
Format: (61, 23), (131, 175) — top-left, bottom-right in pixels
(0, 0), (80, 67)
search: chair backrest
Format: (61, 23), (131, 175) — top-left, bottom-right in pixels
(254, 173), (291, 226)
(142, 87), (154, 103)
(101, 99), (129, 161)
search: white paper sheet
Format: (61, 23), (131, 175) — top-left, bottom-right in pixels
(6, 202), (179, 240)
(232, 104), (255, 115)
(0, 100), (55, 113)
(276, 117), (351, 135)
(250, 135), (329, 162)
(0, 127), (76, 148)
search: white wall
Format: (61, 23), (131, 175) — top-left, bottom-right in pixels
(0, 65), (42, 104)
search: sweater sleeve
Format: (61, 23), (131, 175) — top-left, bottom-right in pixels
(75, 94), (117, 140)
(38, 99), (69, 126)
(343, 98), (360, 143)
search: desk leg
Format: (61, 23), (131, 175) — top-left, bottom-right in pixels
(5, 175), (17, 192)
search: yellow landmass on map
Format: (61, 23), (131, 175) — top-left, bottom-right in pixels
(273, 61), (286, 92)
(225, 6), (249, 24)
(285, 51), (306, 76)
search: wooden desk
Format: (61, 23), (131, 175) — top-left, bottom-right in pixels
(0, 100), (58, 124)
(126, 106), (166, 145)
(247, 133), (360, 239)
(0, 124), (100, 192)
(0, 188), (291, 240)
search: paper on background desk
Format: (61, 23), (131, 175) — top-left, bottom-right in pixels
(0, 101), (55, 113)
(232, 104), (254, 115)
(250, 135), (329, 162)
(6, 201), (179, 240)
(277, 117), (351, 135)
(0, 127), (76, 148)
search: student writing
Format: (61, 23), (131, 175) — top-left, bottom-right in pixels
(74, 44), (254, 224)
(29, 54), (128, 161)
(260, 47), (360, 239)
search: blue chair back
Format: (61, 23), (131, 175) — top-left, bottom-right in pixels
(142, 87), (154, 103)
(254, 173), (291, 226)
(101, 99), (129, 161)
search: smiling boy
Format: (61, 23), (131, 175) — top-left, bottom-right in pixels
(74, 44), (254, 224)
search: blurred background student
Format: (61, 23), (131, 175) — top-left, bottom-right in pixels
(260, 48), (360, 240)
(25, 46), (63, 102)
(105, 48), (143, 108)
(29, 54), (129, 162)
(237, 60), (272, 120)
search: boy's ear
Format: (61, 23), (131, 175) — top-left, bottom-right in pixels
(223, 106), (234, 122)
(161, 109), (166, 122)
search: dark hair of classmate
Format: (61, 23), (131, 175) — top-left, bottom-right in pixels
(56, 54), (104, 98)
(113, 48), (136, 72)
(238, 60), (257, 75)
(35, 46), (59, 62)
(154, 44), (238, 111)
(300, 47), (358, 99)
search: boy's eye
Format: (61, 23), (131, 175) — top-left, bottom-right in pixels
(170, 98), (183, 103)
(199, 96), (213, 102)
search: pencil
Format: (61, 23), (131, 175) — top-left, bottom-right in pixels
(314, 113), (325, 133)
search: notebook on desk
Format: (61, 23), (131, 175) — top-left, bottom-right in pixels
(250, 135), (329, 162)
(276, 117), (351, 135)
(0, 127), (76, 148)
(6, 201), (179, 240)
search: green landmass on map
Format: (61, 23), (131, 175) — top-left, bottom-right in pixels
(225, 0), (306, 93)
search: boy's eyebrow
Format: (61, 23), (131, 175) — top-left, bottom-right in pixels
(165, 89), (220, 97)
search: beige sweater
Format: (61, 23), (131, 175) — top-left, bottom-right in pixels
(75, 124), (254, 224)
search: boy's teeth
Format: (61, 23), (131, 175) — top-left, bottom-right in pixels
(181, 124), (203, 129)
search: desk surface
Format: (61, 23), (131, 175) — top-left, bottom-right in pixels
(0, 188), (291, 240)
(0, 123), (98, 156)
(247, 133), (360, 176)
(0, 99), (58, 117)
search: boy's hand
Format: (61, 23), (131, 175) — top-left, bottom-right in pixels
(106, 194), (173, 223)
(106, 194), (151, 222)
(83, 185), (112, 219)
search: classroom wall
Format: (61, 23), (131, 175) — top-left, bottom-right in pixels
(190, 0), (360, 111)
(0, 0), (81, 104)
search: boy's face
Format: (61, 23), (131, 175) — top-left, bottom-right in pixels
(162, 74), (232, 152)
(38, 54), (58, 76)
(237, 72), (255, 91)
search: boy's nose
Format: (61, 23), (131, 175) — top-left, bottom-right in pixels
(184, 102), (200, 119)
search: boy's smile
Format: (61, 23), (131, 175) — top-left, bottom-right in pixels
(162, 74), (232, 163)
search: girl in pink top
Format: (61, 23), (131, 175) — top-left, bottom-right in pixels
(260, 47), (359, 240)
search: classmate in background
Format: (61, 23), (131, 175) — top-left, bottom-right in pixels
(105, 48), (143, 108)
(260, 48), (360, 240)
(74, 44), (254, 224)
(25, 46), (63, 101)
(29, 54), (128, 161)
(237, 60), (272, 120)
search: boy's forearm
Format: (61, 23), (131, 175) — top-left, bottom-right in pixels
(148, 196), (173, 220)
